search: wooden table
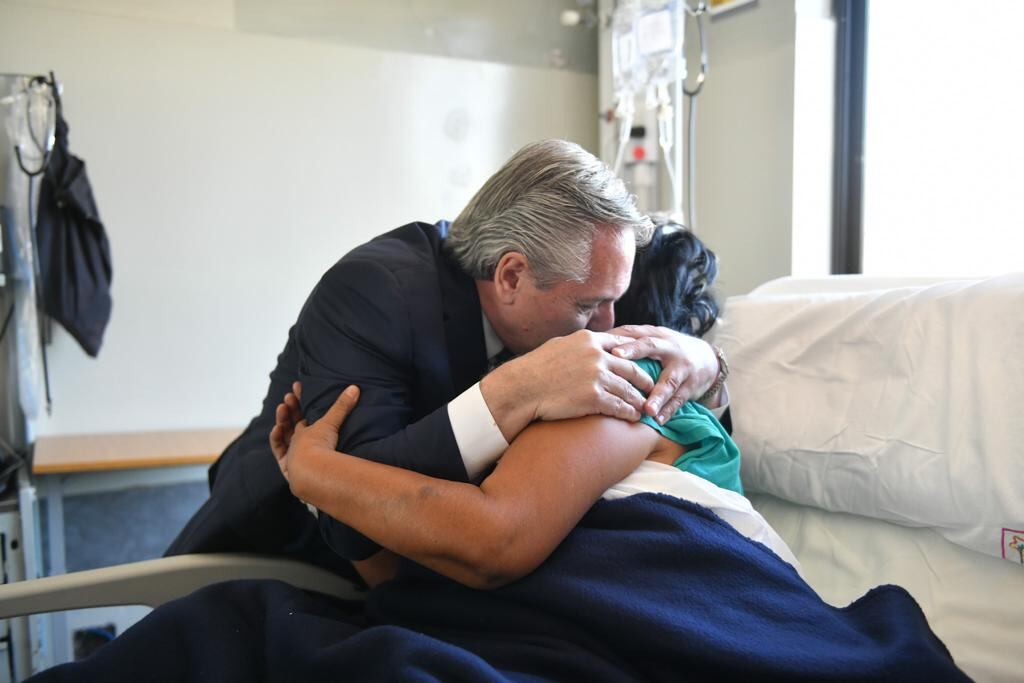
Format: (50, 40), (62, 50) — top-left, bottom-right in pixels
(33, 429), (241, 475)
(32, 427), (242, 572)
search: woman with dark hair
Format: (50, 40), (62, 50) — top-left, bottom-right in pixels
(615, 224), (720, 338)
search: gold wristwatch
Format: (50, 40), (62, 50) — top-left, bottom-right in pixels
(697, 345), (729, 403)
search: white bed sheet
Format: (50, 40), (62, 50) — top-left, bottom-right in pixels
(604, 461), (801, 571)
(750, 492), (1021, 683)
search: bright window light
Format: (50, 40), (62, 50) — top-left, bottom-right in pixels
(863, 1), (1024, 276)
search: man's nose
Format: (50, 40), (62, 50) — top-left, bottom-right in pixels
(586, 303), (615, 332)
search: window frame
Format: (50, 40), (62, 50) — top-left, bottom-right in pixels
(830, 0), (869, 274)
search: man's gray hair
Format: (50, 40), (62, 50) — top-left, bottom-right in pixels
(446, 139), (654, 288)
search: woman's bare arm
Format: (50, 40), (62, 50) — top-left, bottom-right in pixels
(282, 387), (669, 589)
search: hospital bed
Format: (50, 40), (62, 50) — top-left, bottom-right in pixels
(715, 273), (1023, 683)
(0, 275), (1019, 682)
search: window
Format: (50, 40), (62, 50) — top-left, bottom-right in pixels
(861, 1), (1024, 276)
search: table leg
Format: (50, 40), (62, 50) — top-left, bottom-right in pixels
(43, 477), (69, 665)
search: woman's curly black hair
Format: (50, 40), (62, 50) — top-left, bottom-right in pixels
(614, 224), (720, 338)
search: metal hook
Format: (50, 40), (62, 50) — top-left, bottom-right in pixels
(682, 2), (709, 97)
(12, 72), (58, 177)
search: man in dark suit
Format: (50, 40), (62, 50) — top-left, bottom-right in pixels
(167, 140), (728, 580)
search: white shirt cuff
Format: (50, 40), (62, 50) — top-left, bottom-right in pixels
(707, 382), (730, 420)
(448, 382), (509, 481)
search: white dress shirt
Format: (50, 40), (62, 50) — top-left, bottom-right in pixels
(448, 316), (512, 481)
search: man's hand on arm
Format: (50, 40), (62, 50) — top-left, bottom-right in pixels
(608, 324), (725, 424)
(479, 329), (656, 442)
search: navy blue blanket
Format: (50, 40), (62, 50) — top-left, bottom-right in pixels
(34, 494), (969, 682)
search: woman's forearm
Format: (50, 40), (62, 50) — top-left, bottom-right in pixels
(290, 416), (658, 589)
(290, 446), (518, 588)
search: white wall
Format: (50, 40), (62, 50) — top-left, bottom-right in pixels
(691, 1), (839, 294)
(0, 1), (598, 436)
(692, 1), (797, 298)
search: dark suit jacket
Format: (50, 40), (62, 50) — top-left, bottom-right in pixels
(167, 221), (488, 574)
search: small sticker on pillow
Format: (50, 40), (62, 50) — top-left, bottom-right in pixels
(1002, 528), (1024, 565)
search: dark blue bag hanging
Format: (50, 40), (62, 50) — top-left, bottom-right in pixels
(34, 77), (112, 358)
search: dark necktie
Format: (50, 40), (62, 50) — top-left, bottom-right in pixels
(486, 347), (515, 373)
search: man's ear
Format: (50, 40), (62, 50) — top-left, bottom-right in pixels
(492, 252), (530, 304)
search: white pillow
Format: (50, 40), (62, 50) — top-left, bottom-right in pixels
(714, 274), (1024, 564)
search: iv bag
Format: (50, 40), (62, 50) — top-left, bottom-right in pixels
(612, 0), (685, 95)
(611, 0), (642, 95)
(636, 1), (684, 89)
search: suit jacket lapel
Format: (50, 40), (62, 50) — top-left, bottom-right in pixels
(437, 247), (488, 395)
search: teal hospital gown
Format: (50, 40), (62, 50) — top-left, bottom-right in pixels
(634, 358), (743, 495)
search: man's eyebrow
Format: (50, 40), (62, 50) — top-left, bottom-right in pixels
(577, 296), (616, 306)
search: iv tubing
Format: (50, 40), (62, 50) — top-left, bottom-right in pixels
(656, 83), (680, 216)
(612, 96), (634, 175)
(686, 93), (698, 231)
(682, 1), (708, 229)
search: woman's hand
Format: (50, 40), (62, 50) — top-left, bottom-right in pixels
(269, 381), (303, 480)
(269, 382), (360, 484)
